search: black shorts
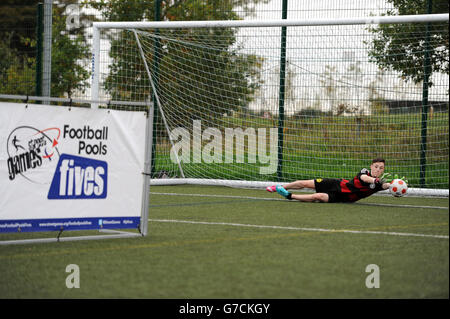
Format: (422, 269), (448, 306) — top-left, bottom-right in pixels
(314, 178), (352, 203)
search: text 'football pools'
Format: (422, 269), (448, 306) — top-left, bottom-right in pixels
(63, 125), (108, 155)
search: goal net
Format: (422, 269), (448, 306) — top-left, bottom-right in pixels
(91, 14), (449, 197)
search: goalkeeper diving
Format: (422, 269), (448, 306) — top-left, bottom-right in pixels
(266, 158), (407, 203)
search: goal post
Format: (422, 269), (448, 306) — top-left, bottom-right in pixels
(91, 14), (449, 197)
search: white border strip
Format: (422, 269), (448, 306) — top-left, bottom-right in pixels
(150, 219), (449, 240)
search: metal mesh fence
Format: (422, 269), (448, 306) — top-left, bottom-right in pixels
(0, 0), (448, 192)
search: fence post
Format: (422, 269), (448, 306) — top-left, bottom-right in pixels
(420, 0), (433, 187)
(35, 2), (43, 100)
(42, 0), (52, 104)
(151, 0), (162, 178)
(277, 0), (288, 182)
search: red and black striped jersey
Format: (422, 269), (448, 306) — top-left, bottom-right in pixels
(339, 168), (384, 202)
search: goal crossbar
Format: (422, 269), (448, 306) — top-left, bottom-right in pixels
(93, 14), (449, 30)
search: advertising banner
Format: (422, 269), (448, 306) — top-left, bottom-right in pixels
(0, 103), (147, 233)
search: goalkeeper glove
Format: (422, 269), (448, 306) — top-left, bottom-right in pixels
(380, 173), (393, 184)
(393, 174), (409, 184)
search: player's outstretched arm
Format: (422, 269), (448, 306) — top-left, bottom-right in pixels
(360, 174), (389, 189)
(360, 174), (377, 184)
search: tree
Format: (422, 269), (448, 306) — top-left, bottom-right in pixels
(367, 0), (449, 86)
(0, 34), (35, 95)
(0, 1), (39, 95)
(0, 0), (39, 62)
(0, 1), (91, 97)
(50, 4), (91, 98)
(88, 0), (268, 120)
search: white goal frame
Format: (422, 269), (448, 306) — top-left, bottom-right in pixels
(91, 14), (449, 198)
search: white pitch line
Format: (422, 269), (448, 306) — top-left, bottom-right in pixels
(150, 192), (449, 210)
(149, 219), (449, 240)
(151, 191), (285, 201)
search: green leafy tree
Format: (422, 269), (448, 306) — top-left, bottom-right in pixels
(0, 1), (91, 97)
(88, 0), (267, 120)
(0, 35), (36, 95)
(50, 5), (91, 98)
(0, 1), (39, 95)
(367, 0), (449, 86)
(0, 0), (38, 61)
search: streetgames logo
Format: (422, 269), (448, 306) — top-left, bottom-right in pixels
(6, 125), (108, 199)
(6, 126), (61, 184)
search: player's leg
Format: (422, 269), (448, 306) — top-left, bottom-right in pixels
(275, 185), (329, 202)
(266, 179), (315, 193)
(291, 193), (329, 203)
(283, 179), (316, 190)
